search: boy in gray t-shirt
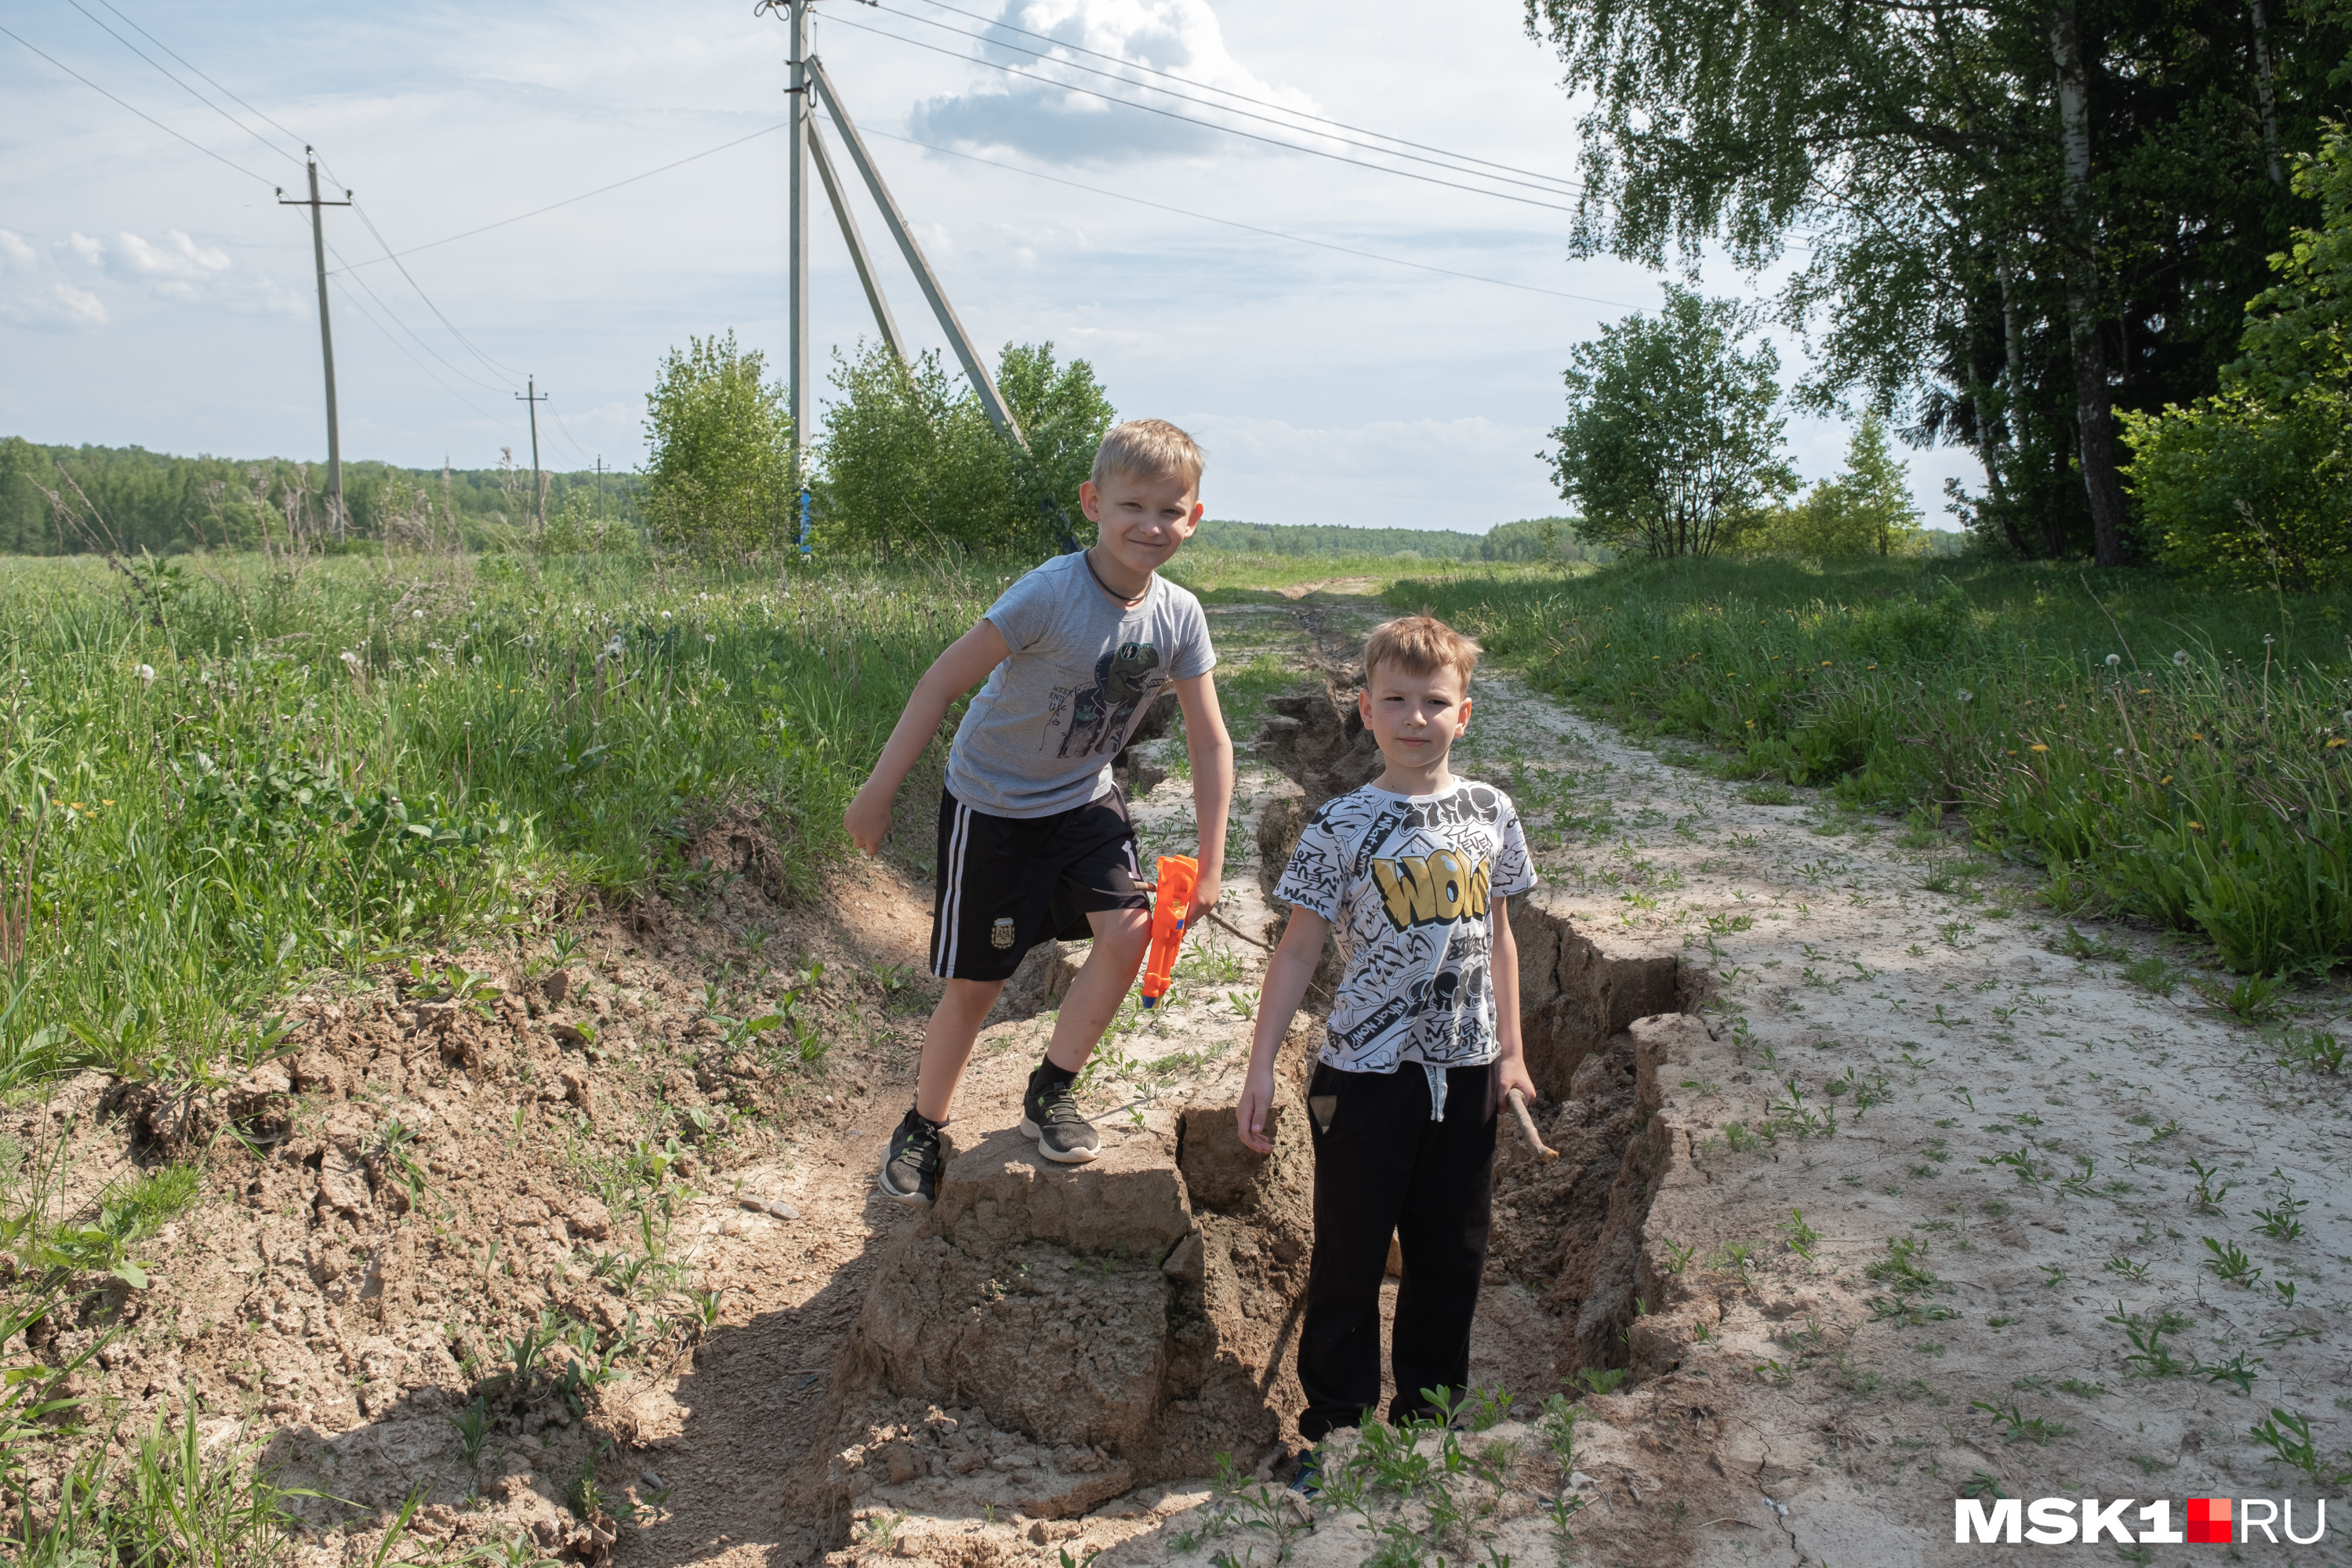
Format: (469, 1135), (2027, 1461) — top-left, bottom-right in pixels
(845, 419), (1234, 1203)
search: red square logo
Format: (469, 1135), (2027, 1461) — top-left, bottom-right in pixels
(2187, 1497), (2231, 1544)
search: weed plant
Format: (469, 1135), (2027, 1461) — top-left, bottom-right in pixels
(1399, 556), (2352, 974)
(0, 553), (993, 1087)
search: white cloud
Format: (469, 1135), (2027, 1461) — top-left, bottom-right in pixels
(0, 229), (109, 332)
(909, 0), (1325, 163)
(111, 230), (233, 300)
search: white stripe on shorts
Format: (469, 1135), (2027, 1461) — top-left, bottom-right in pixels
(935, 802), (972, 978)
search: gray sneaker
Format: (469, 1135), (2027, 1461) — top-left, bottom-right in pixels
(1021, 1073), (1102, 1164)
(877, 1108), (945, 1203)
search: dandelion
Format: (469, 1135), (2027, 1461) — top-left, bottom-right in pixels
(2173, 650), (2190, 667)
(2030, 744), (2049, 753)
(413, 609), (424, 619)
(134, 663), (156, 684)
(2113, 747), (2125, 757)
(2187, 822), (2205, 832)
(2190, 732), (2205, 741)
(2160, 775), (2173, 785)
(1957, 690), (1973, 703)
(662, 610), (673, 619)
(2331, 739), (2349, 750)
(603, 637), (625, 659)
(2106, 654), (2122, 669)
(1820, 660), (1831, 667)
(2137, 688), (2151, 695)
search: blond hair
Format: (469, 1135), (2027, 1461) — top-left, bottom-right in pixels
(1090, 418), (1206, 491)
(1363, 614), (1481, 688)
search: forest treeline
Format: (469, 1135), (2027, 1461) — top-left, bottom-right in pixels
(1188, 517), (1606, 561)
(0, 437), (642, 557)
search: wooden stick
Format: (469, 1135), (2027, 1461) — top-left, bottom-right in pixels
(1506, 1088), (1559, 1163)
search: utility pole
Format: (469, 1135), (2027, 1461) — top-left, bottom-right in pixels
(516, 378), (547, 532)
(594, 456), (604, 519)
(787, 0), (811, 495)
(278, 150), (352, 540)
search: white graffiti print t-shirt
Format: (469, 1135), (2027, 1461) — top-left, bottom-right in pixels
(1273, 779), (1537, 1074)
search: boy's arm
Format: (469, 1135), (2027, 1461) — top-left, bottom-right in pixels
(1236, 907), (1330, 1154)
(844, 618), (1013, 855)
(1171, 672), (1233, 923)
(1489, 893), (1538, 1113)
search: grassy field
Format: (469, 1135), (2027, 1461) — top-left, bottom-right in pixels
(0, 552), (997, 1091)
(1401, 555), (2352, 977)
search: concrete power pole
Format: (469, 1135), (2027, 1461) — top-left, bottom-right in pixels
(516, 378), (548, 532)
(278, 151), (352, 540)
(786, 0), (811, 497)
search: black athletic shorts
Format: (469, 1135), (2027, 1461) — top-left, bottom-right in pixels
(930, 787), (1151, 982)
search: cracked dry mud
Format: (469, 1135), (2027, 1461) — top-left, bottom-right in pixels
(10, 591), (2349, 1567)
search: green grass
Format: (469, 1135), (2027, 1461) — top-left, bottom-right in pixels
(1399, 554), (2352, 975)
(0, 552), (994, 1089)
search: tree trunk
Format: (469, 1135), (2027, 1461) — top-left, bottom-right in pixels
(2249, 0), (2286, 187)
(2049, 2), (2129, 568)
(1985, 259), (2031, 556)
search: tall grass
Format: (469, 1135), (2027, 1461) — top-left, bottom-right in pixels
(0, 553), (996, 1088)
(1402, 556), (2352, 975)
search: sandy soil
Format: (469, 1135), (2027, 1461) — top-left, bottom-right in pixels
(9, 591), (2347, 1567)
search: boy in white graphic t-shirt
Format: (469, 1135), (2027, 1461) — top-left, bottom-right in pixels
(1237, 614), (1537, 1446)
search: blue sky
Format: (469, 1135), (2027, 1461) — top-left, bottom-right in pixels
(0, 0), (1980, 532)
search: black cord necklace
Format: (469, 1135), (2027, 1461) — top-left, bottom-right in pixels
(1081, 547), (1149, 608)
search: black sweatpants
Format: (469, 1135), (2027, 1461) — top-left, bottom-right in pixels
(1297, 1059), (1497, 1439)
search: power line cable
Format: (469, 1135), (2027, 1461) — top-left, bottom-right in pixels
(324, 268), (517, 430)
(319, 230), (516, 394)
(330, 119), (793, 272)
(349, 201), (526, 381)
(0, 21), (273, 184)
(866, 1), (1588, 201)
(852, 122), (1639, 308)
(62, 0), (304, 169)
(818, 14), (1585, 217)
(90, 0), (310, 155)
(894, 0), (1589, 195)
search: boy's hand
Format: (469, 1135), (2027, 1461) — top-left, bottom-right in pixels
(1187, 873), (1221, 931)
(1236, 1065), (1277, 1155)
(1490, 1054), (1539, 1118)
(844, 783), (895, 856)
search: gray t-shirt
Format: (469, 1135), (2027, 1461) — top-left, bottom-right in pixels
(946, 553), (1215, 818)
(1274, 779), (1537, 1073)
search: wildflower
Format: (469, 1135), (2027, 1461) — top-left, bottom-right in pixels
(1820, 660), (1831, 667)
(413, 610), (424, 619)
(2187, 822), (2205, 832)
(1744, 719), (1755, 729)
(2005, 749), (2017, 756)
(102, 799), (114, 806)
(2190, 732), (2205, 741)
(2332, 739), (2349, 750)
(135, 663), (156, 684)
(2030, 744), (2049, 753)
(2137, 688), (2151, 695)
(662, 610), (673, 619)
(1957, 690), (1973, 703)
(2114, 748), (2125, 757)
(2106, 653), (2122, 669)
(2172, 650), (2190, 667)
(603, 637), (625, 658)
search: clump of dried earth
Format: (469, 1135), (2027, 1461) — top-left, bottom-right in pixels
(9, 591), (2349, 1568)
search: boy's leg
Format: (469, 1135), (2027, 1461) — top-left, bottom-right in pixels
(913, 978), (1007, 1123)
(1041, 906), (1150, 1071)
(1296, 1063), (1418, 1440)
(1388, 1062), (1498, 1425)
(1018, 793), (1152, 1163)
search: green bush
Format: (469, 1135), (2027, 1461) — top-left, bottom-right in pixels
(1760, 413), (1926, 559)
(641, 331), (796, 557)
(815, 339), (1111, 561)
(2122, 122), (2352, 588)
(2121, 386), (2351, 588)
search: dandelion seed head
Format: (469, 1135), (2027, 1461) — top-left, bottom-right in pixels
(2106, 654), (2122, 669)
(134, 663), (156, 684)
(1957, 690), (1973, 702)
(2173, 650), (2190, 667)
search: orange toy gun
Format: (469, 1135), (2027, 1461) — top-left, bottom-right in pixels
(1138, 855), (1199, 1009)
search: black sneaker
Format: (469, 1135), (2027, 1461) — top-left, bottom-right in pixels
(1020, 1072), (1101, 1164)
(877, 1108), (946, 1203)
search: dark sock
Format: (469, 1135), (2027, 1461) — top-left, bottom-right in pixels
(1030, 1058), (1077, 1092)
(907, 1105), (949, 1131)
